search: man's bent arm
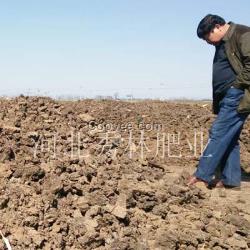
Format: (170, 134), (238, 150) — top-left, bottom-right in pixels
(233, 32), (250, 89)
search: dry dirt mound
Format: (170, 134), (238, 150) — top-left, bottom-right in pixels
(0, 96), (249, 249)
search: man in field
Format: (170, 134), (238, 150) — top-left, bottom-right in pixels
(188, 14), (250, 188)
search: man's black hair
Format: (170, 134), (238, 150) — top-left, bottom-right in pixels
(197, 14), (226, 39)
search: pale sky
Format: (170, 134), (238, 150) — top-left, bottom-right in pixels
(0, 0), (249, 99)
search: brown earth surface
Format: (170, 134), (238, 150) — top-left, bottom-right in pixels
(0, 96), (250, 249)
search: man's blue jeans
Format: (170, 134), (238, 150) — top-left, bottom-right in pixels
(195, 87), (249, 186)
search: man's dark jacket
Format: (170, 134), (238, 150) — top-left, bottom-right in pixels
(213, 22), (250, 114)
